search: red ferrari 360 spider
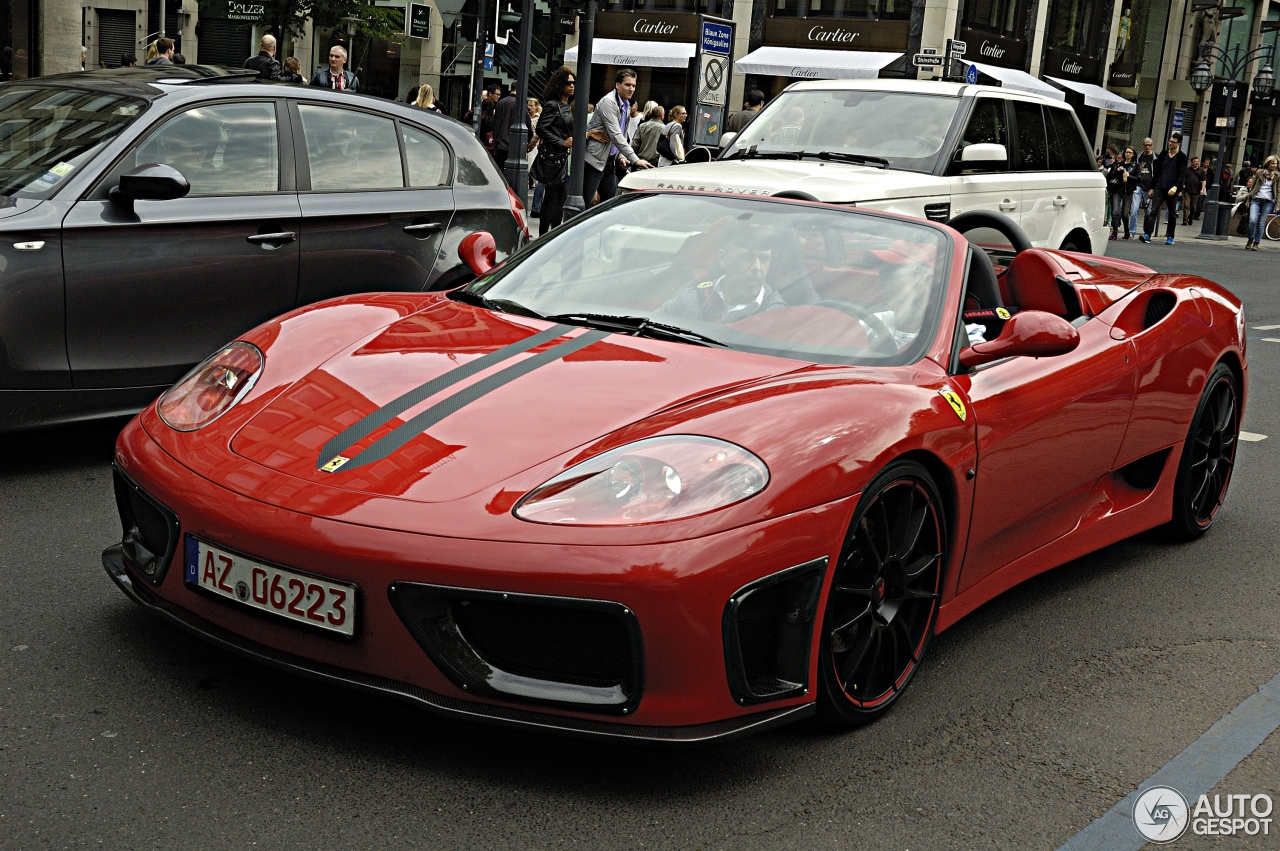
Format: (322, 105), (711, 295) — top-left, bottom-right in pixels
(103, 191), (1246, 743)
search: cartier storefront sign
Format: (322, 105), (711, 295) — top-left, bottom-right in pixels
(955, 28), (1027, 70)
(1108, 62), (1138, 89)
(763, 18), (910, 52)
(1043, 47), (1100, 83)
(596, 12), (699, 42)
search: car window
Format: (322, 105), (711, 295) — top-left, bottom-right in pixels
(299, 105), (404, 190)
(135, 102), (278, 196)
(1046, 107), (1094, 171)
(471, 193), (951, 367)
(0, 86), (145, 199)
(401, 124), (449, 187)
(956, 97), (1010, 172)
(720, 89), (963, 174)
(1011, 101), (1049, 171)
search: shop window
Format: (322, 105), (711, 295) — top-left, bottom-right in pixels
(1046, 0), (1101, 56)
(961, 0), (1019, 38)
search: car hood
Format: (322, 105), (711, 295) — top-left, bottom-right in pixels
(230, 302), (805, 504)
(620, 160), (942, 202)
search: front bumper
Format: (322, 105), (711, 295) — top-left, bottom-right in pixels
(104, 421), (856, 743)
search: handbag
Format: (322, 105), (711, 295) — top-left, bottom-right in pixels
(657, 129), (675, 162)
(531, 147), (568, 185)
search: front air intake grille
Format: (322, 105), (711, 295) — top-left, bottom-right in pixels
(112, 465), (180, 585)
(1144, 292), (1176, 329)
(388, 583), (643, 715)
(723, 558), (826, 705)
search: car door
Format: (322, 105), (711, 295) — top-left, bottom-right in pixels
(1043, 104), (1107, 250)
(1007, 100), (1058, 247)
(947, 97), (1022, 229)
(951, 319), (1138, 590)
(291, 102), (454, 306)
(61, 99), (301, 389)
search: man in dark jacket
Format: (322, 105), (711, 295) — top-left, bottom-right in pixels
(244, 35), (282, 80)
(1130, 137), (1155, 236)
(726, 90), (765, 134)
(309, 46), (358, 92)
(1183, 155), (1204, 224)
(1143, 132), (1188, 244)
(492, 85), (531, 181)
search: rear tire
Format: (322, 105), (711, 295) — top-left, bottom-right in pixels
(816, 460), (945, 728)
(1164, 363), (1240, 540)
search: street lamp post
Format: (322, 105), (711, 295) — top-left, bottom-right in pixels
(503, 0), (536, 208)
(1191, 42), (1275, 239)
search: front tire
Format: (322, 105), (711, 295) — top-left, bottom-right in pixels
(1164, 363), (1240, 540)
(817, 460), (945, 727)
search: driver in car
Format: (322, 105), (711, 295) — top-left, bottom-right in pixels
(658, 223), (788, 323)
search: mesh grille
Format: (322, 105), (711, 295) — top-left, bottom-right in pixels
(1144, 291), (1176, 329)
(723, 559), (825, 705)
(112, 465), (180, 585)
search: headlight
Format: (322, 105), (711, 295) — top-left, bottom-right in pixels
(157, 342), (264, 431)
(514, 436), (769, 526)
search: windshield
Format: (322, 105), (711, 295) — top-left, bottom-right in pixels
(468, 193), (951, 367)
(0, 86), (145, 198)
(720, 89), (962, 174)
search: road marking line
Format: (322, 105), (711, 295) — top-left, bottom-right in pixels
(1240, 432), (1268, 442)
(1057, 669), (1280, 851)
(1263, 338), (1280, 343)
(1253, 324), (1280, 330)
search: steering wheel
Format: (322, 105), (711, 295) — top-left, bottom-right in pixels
(946, 210), (1033, 254)
(814, 299), (900, 356)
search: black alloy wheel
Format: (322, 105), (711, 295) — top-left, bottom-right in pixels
(817, 460), (945, 727)
(1165, 363), (1240, 540)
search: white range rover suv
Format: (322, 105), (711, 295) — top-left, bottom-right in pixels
(621, 79), (1107, 254)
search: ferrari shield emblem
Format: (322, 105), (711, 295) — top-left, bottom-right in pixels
(996, 307), (1011, 319)
(939, 388), (967, 422)
(320, 455), (350, 473)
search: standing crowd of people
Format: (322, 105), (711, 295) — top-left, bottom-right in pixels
(1101, 133), (1280, 249)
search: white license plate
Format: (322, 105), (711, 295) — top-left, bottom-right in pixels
(184, 536), (356, 637)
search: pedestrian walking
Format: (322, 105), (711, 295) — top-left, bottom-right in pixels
(657, 105), (687, 167)
(279, 56), (305, 83)
(414, 84), (443, 114)
(309, 46), (358, 92)
(726, 90), (765, 134)
(1130, 137), (1155, 236)
(1244, 155), (1279, 250)
(1142, 132), (1187, 245)
(1183, 156), (1203, 224)
(244, 34), (282, 80)
(533, 67), (575, 235)
(633, 104), (665, 164)
(1108, 146), (1137, 239)
(583, 68), (651, 207)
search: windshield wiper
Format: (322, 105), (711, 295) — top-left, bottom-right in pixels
(804, 151), (890, 168)
(449, 289), (545, 319)
(543, 313), (727, 347)
(727, 146), (801, 161)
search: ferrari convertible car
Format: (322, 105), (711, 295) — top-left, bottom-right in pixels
(103, 191), (1246, 743)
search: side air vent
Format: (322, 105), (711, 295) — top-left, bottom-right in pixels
(923, 202), (951, 222)
(1119, 449), (1172, 490)
(1144, 292), (1176, 329)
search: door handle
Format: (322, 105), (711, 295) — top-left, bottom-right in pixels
(403, 222), (445, 234)
(247, 231), (297, 244)
(1053, 196), (1069, 207)
(998, 200), (1017, 211)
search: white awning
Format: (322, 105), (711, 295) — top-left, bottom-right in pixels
(965, 62), (1065, 101)
(1045, 76), (1138, 114)
(734, 47), (902, 80)
(563, 38), (695, 69)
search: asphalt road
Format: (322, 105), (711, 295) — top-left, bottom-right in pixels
(2, 234), (1277, 850)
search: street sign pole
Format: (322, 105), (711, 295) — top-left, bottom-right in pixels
(562, 0), (596, 220)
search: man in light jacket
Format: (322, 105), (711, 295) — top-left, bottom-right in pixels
(583, 68), (652, 206)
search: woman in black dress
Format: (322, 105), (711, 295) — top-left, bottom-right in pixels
(535, 67), (575, 235)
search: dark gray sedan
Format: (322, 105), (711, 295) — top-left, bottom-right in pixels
(0, 66), (526, 432)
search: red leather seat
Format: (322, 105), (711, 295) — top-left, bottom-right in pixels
(999, 249), (1070, 315)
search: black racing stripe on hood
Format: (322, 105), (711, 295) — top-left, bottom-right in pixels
(317, 323), (573, 469)
(328, 329), (609, 472)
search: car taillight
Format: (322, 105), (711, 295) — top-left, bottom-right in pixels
(507, 185), (530, 241)
(157, 342), (264, 431)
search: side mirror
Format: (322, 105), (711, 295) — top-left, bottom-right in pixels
(958, 143), (1008, 163)
(959, 310), (1079, 368)
(717, 131), (738, 147)
(458, 231), (497, 276)
(110, 163), (190, 212)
